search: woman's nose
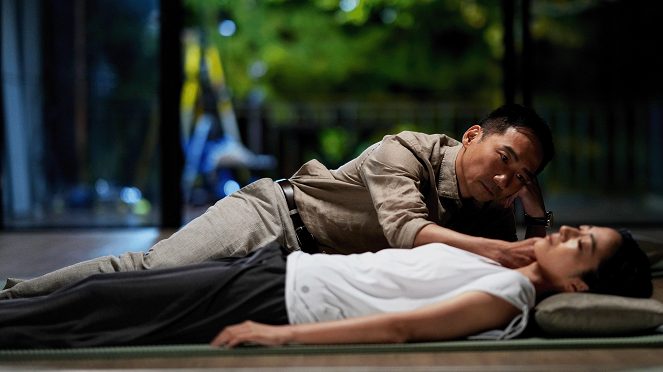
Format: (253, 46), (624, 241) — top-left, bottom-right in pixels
(558, 225), (578, 240)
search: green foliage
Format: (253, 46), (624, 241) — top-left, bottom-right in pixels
(184, 0), (505, 104)
(319, 127), (352, 164)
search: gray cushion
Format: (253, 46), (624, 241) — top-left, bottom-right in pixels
(534, 292), (663, 336)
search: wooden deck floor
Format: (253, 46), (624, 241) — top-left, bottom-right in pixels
(1, 228), (662, 371)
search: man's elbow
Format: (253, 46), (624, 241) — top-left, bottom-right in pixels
(412, 223), (437, 247)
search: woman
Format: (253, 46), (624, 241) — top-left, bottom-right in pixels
(0, 226), (652, 349)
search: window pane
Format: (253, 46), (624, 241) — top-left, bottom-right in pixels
(530, 0), (663, 225)
(2, 0), (161, 227)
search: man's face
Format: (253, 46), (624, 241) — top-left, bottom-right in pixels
(456, 125), (543, 202)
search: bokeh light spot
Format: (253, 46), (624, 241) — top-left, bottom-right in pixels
(218, 20), (236, 36)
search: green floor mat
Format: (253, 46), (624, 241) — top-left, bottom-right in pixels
(2, 334), (663, 361)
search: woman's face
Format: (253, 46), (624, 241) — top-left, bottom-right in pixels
(534, 225), (622, 291)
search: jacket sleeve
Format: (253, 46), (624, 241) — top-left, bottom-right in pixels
(357, 135), (435, 248)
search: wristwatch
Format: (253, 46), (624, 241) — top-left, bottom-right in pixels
(524, 211), (554, 229)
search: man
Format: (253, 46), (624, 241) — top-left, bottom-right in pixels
(1, 104), (555, 299)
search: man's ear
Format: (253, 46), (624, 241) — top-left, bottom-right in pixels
(462, 125), (483, 147)
(562, 277), (590, 293)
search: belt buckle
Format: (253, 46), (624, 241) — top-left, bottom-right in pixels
(295, 228), (304, 248)
(295, 226), (316, 254)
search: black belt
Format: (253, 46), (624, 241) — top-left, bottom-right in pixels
(276, 179), (318, 254)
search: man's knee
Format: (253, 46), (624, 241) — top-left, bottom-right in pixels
(2, 278), (25, 290)
(111, 251), (148, 271)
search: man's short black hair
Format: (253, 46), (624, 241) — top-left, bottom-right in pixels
(582, 229), (653, 298)
(478, 104), (555, 174)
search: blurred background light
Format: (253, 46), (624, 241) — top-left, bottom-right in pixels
(223, 180), (241, 196)
(380, 8), (397, 24)
(95, 179), (110, 198)
(132, 199), (151, 215)
(121, 187), (142, 205)
(248, 60), (268, 79)
(218, 19), (236, 36)
(339, 0), (358, 13)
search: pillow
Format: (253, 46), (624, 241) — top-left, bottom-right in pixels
(534, 292), (663, 337)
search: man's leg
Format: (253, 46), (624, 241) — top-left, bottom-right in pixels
(0, 178), (299, 299)
(0, 251), (145, 299)
(141, 178), (299, 268)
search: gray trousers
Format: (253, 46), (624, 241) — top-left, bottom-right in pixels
(0, 178), (300, 300)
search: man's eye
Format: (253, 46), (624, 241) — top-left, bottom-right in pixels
(501, 154), (508, 163)
(517, 174), (526, 184)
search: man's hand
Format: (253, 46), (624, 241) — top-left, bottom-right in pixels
(504, 175), (545, 218)
(211, 321), (292, 348)
(491, 238), (541, 269)
(504, 175), (547, 239)
(414, 224), (540, 268)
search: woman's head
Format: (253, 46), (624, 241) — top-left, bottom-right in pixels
(534, 225), (652, 298)
(581, 229), (652, 298)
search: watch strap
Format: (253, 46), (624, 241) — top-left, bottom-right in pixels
(524, 211), (554, 228)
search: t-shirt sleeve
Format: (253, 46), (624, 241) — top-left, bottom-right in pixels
(454, 270), (536, 340)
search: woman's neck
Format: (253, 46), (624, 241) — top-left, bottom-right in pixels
(516, 263), (559, 300)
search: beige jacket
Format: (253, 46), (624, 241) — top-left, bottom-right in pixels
(290, 131), (516, 254)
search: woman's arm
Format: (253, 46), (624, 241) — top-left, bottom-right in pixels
(210, 291), (521, 347)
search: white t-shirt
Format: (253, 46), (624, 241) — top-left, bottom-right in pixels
(285, 243), (536, 340)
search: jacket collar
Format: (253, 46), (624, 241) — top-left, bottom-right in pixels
(437, 143), (485, 210)
(437, 143), (461, 201)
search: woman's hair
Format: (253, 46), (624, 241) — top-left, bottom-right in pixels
(478, 104), (555, 175)
(582, 229), (653, 298)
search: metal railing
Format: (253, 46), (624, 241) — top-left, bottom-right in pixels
(234, 99), (663, 224)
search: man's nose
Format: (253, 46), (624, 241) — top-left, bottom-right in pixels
(493, 174), (509, 189)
